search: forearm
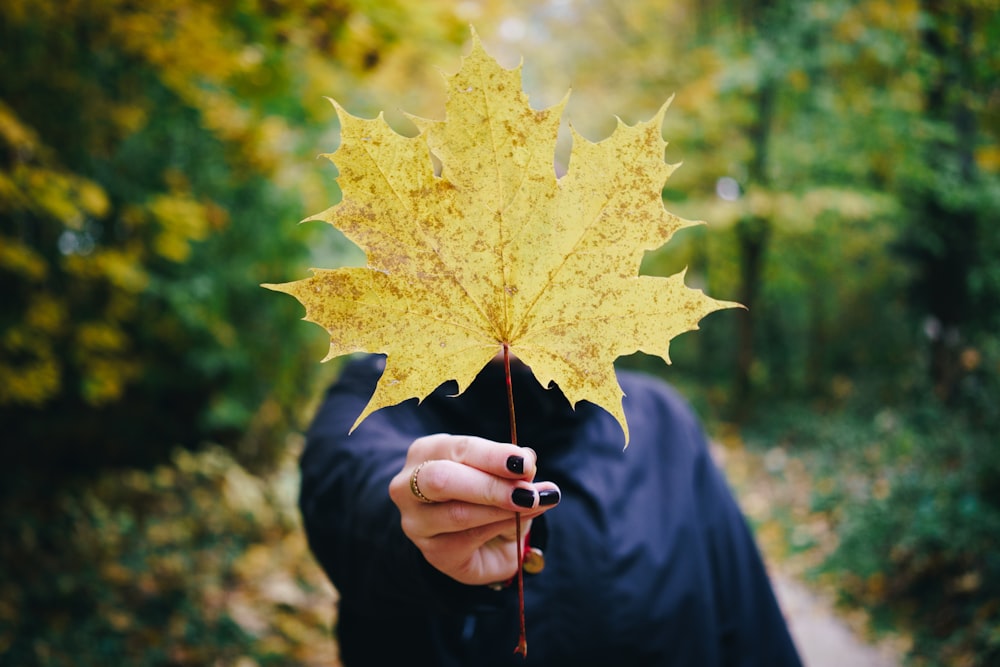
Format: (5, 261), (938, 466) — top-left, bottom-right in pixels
(694, 445), (801, 666)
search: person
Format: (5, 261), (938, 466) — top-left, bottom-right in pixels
(299, 353), (802, 666)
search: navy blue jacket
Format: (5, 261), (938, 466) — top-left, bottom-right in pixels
(300, 355), (802, 666)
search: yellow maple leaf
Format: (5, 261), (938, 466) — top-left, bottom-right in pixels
(265, 34), (741, 442)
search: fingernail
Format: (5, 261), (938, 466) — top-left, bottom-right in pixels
(506, 455), (525, 474)
(511, 488), (535, 508)
(538, 489), (560, 506)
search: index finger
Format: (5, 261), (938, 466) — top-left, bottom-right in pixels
(408, 433), (537, 480)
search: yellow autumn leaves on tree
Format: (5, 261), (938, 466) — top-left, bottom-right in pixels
(267, 33), (740, 441)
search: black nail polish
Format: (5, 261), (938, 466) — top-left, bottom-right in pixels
(538, 489), (560, 506)
(506, 455), (525, 474)
(511, 488), (535, 508)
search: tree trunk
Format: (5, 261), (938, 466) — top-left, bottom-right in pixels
(735, 214), (770, 411)
(918, 0), (979, 400)
(733, 76), (776, 416)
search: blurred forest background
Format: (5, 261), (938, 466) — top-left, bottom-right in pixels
(1, 0), (998, 665)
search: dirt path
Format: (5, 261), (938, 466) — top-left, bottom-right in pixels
(711, 441), (906, 666)
(772, 571), (901, 667)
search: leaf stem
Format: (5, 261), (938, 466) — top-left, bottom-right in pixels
(503, 342), (528, 658)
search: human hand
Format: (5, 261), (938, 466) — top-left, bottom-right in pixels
(388, 433), (560, 586)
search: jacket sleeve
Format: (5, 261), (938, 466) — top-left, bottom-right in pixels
(690, 426), (802, 667)
(298, 356), (503, 617)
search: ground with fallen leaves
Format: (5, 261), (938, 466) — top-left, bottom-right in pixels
(0, 441), (341, 666)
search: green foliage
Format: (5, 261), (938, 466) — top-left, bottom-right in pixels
(0, 445), (336, 666)
(0, 0), (471, 468)
(0, 2), (295, 466)
(638, 189), (913, 404)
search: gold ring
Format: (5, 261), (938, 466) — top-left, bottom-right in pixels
(409, 460), (437, 503)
